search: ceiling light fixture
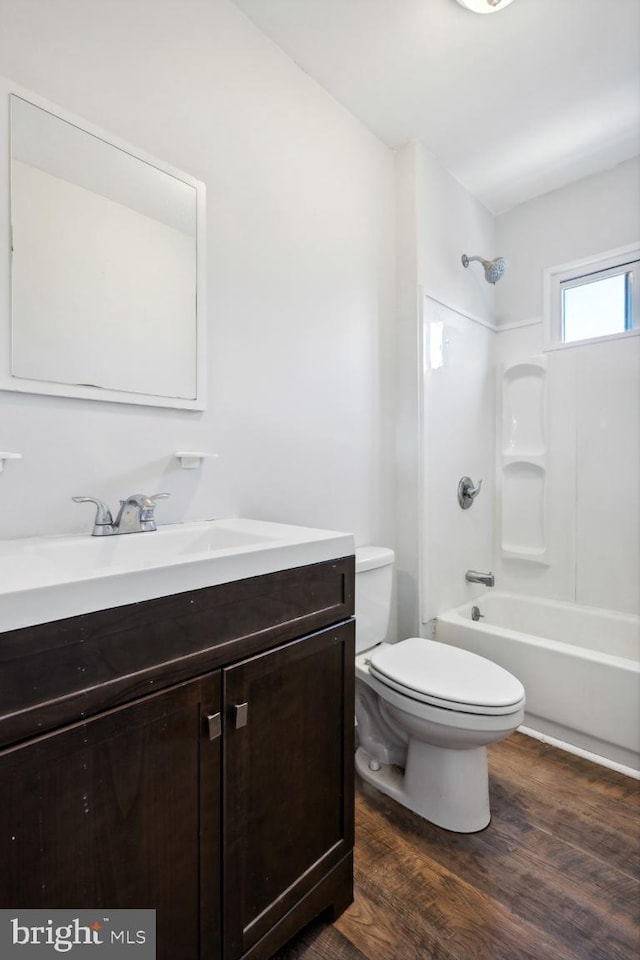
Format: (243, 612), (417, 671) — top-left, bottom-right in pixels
(455, 0), (516, 13)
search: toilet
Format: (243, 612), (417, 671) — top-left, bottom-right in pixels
(354, 546), (525, 833)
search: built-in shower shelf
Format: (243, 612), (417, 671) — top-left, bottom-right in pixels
(502, 453), (546, 469)
(500, 356), (548, 563)
(501, 543), (550, 565)
(502, 357), (547, 457)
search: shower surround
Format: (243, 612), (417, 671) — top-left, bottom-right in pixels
(421, 292), (639, 774)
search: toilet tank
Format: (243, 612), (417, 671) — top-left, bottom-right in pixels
(355, 546), (395, 654)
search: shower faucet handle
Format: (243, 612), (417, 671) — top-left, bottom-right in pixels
(458, 476), (483, 509)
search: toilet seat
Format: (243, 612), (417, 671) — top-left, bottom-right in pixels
(368, 638), (525, 716)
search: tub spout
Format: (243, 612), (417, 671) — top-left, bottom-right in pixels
(465, 570), (495, 587)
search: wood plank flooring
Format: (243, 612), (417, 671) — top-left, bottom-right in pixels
(275, 733), (640, 960)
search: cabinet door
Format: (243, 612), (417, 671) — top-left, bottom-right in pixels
(223, 622), (355, 960)
(0, 674), (221, 960)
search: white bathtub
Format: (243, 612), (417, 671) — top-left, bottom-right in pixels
(436, 592), (640, 776)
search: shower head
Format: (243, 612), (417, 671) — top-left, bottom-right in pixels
(462, 254), (507, 284)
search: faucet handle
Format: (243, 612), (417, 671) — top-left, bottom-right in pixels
(118, 493), (170, 508)
(72, 496), (114, 532)
(142, 493), (170, 522)
(458, 476), (483, 509)
(117, 492), (170, 522)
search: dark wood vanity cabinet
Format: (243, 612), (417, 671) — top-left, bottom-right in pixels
(223, 624), (354, 960)
(0, 557), (355, 960)
(0, 675), (222, 959)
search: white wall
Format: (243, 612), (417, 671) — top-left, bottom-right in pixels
(574, 337), (639, 614)
(418, 147), (497, 626)
(416, 154), (640, 621)
(395, 141), (497, 637)
(394, 142), (421, 639)
(496, 157), (640, 327)
(423, 298), (495, 623)
(495, 160), (640, 614)
(417, 147), (497, 328)
(0, 0), (396, 547)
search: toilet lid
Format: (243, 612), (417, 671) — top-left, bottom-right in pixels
(368, 638), (525, 715)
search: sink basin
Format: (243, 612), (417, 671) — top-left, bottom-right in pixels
(24, 521), (281, 572)
(0, 518), (355, 633)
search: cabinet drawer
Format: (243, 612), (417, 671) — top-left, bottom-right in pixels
(0, 556), (354, 749)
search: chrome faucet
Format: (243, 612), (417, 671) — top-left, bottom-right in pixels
(73, 493), (170, 536)
(465, 569), (495, 587)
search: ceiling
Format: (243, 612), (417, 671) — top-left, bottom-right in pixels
(231, 0), (640, 214)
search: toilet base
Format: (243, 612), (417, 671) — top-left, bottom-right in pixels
(355, 740), (491, 833)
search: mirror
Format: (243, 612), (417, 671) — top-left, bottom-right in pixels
(2, 89), (205, 409)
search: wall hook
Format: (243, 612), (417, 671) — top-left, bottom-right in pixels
(0, 452), (21, 473)
(175, 452), (219, 470)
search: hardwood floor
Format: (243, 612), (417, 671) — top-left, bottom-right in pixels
(275, 733), (640, 960)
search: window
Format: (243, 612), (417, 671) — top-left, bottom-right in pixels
(544, 245), (640, 350)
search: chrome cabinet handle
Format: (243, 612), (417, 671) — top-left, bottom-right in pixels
(206, 712), (222, 741)
(207, 704), (247, 738)
(234, 703), (248, 729)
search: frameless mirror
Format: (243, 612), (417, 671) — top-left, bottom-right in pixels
(2, 89), (205, 409)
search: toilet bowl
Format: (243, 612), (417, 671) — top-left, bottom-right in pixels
(355, 548), (525, 833)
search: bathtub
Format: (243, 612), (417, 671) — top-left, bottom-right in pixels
(436, 592), (640, 776)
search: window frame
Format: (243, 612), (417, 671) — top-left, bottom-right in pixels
(543, 243), (640, 351)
